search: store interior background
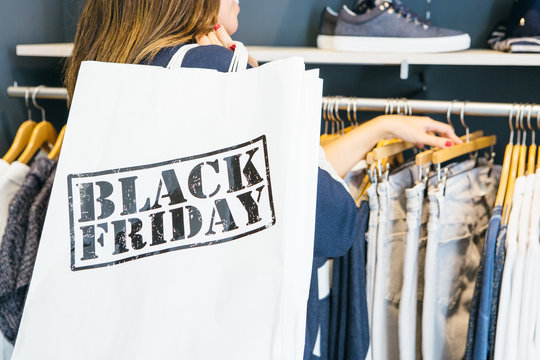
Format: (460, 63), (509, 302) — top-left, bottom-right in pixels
(0, 0), (539, 162)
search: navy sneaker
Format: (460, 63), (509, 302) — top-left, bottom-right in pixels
(488, 0), (540, 53)
(317, 1), (471, 53)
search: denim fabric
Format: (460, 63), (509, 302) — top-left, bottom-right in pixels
(365, 184), (379, 360)
(493, 176), (527, 360)
(399, 181), (428, 360)
(502, 174), (534, 359)
(467, 206), (502, 360)
(464, 234), (486, 360)
(366, 186), (379, 320)
(422, 164), (500, 360)
(371, 165), (417, 360)
(488, 225), (507, 360)
(329, 200), (370, 360)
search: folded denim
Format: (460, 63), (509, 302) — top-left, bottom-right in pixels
(422, 164), (500, 360)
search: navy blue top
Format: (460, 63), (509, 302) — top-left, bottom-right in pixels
(149, 44), (360, 358)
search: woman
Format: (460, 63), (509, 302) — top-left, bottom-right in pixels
(64, 0), (462, 358)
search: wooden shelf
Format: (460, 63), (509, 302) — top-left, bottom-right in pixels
(16, 43), (74, 58)
(15, 43), (540, 67)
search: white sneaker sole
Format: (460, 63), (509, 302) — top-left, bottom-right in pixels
(317, 34), (471, 53)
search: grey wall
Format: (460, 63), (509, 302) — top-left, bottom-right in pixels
(1, 0), (539, 162)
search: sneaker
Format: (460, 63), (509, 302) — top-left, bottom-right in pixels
(488, 0), (540, 53)
(317, 1), (471, 53)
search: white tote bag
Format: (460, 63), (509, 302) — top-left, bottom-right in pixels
(13, 50), (322, 359)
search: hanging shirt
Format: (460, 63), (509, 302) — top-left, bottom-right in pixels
(503, 174), (535, 359)
(0, 162), (30, 243)
(16, 167), (56, 317)
(517, 172), (540, 358)
(494, 175), (527, 360)
(0, 160), (9, 175)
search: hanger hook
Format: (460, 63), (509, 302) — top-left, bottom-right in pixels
(322, 98), (328, 135)
(460, 100), (470, 142)
(526, 104), (534, 146)
(397, 98), (403, 114)
(389, 98), (395, 115)
(347, 98), (352, 125)
(353, 98), (358, 127)
(508, 103), (516, 145)
(446, 99), (459, 129)
(334, 97), (345, 133)
(516, 103), (523, 145)
(24, 88), (32, 121)
(536, 104), (540, 132)
(520, 104), (527, 145)
(32, 85), (47, 122)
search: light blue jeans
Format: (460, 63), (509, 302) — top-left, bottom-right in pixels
(371, 164), (418, 360)
(422, 163), (500, 360)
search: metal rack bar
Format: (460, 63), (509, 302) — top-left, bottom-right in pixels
(7, 86), (68, 101)
(326, 97), (540, 118)
(7, 85), (539, 118)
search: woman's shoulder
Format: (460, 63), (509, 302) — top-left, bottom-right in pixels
(150, 44), (234, 72)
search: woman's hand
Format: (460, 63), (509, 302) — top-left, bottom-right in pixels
(196, 24), (259, 68)
(378, 115), (463, 149)
(322, 115), (463, 177)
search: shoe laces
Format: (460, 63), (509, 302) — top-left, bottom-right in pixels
(387, 1), (430, 26)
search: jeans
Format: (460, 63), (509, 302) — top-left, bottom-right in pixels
(422, 164), (499, 360)
(399, 181), (428, 360)
(371, 165), (417, 360)
(468, 206), (502, 360)
(488, 225), (506, 360)
(365, 184), (379, 360)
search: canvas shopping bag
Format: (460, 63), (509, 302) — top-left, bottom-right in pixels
(13, 55), (322, 359)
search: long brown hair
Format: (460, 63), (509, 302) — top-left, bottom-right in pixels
(65, 0), (220, 101)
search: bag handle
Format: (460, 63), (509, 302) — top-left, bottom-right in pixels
(167, 41), (248, 72)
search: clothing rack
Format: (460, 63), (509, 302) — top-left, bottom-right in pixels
(325, 97), (540, 118)
(7, 85), (68, 101)
(7, 85), (540, 118)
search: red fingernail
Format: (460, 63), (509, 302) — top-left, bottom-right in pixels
(214, 24), (221, 31)
(445, 141), (453, 147)
(229, 44), (236, 51)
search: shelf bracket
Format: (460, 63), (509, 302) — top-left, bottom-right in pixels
(400, 59), (410, 80)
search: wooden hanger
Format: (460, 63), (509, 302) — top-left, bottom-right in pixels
(48, 125), (66, 160)
(2, 89), (37, 163)
(525, 105), (537, 175)
(17, 87), (58, 164)
(502, 105), (527, 224)
(3, 121), (36, 163)
(495, 106), (517, 209)
(431, 101), (496, 166)
(431, 135), (497, 165)
(415, 130), (484, 167)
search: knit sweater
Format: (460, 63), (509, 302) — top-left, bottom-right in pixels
(0, 157), (56, 344)
(15, 167), (56, 322)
